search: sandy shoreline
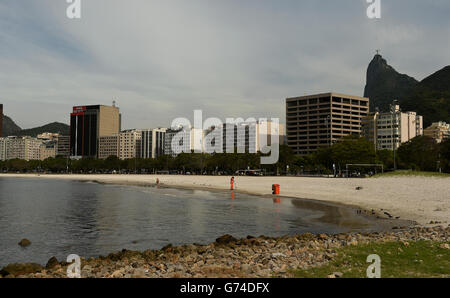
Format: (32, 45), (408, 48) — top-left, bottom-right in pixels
(1, 173), (449, 226)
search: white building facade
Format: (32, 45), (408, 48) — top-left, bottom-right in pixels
(140, 128), (167, 159)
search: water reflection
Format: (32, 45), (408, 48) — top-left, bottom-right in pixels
(1, 177), (383, 267)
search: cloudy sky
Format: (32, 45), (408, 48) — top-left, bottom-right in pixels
(0, 0), (449, 129)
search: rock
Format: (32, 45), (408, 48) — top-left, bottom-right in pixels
(333, 272), (344, 278)
(349, 240), (358, 246)
(355, 187), (363, 190)
(161, 243), (173, 251)
(440, 243), (450, 249)
(111, 270), (123, 278)
(18, 239), (31, 247)
(132, 268), (147, 278)
(45, 257), (59, 269)
(241, 264), (251, 273)
(318, 234), (328, 240)
(384, 212), (393, 218)
(0, 263), (43, 277)
(216, 234), (237, 245)
(271, 252), (287, 258)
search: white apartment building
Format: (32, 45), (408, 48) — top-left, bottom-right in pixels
(0, 138), (7, 161)
(212, 120), (284, 154)
(39, 141), (57, 160)
(163, 120), (284, 157)
(424, 122), (450, 143)
(362, 105), (423, 150)
(0, 136), (43, 161)
(119, 130), (142, 160)
(164, 127), (204, 157)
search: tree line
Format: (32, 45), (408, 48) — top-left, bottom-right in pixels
(1, 135), (449, 175)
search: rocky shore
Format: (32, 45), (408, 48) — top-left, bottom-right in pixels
(1, 226), (449, 278)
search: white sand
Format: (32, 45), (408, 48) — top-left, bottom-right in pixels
(2, 174), (449, 226)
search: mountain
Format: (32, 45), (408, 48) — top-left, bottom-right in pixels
(401, 66), (450, 127)
(364, 54), (418, 112)
(16, 122), (70, 137)
(1, 116), (69, 137)
(364, 54), (450, 127)
(2, 115), (21, 137)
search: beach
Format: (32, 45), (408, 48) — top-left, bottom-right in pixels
(2, 173), (449, 226)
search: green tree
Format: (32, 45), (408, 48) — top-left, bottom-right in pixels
(397, 136), (439, 171)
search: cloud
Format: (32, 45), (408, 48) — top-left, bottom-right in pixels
(0, 0), (449, 129)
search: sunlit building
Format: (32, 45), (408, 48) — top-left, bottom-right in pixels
(119, 130), (142, 160)
(98, 135), (119, 159)
(70, 104), (120, 158)
(362, 105), (423, 150)
(286, 92), (369, 155)
(424, 122), (450, 144)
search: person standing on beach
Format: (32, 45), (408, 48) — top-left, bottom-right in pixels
(230, 177), (235, 190)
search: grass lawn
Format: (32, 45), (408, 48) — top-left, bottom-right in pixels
(294, 241), (450, 278)
(372, 170), (450, 178)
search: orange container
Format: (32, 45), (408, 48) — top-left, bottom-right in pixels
(272, 184), (280, 195)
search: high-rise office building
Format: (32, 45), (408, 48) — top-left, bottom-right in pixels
(164, 126), (203, 157)
(0, 138), (7, 161)
(118, 129), (142, 160)
(56, 135), (70, 157)
(98, 135), (119, 159)
(211, 120), (284, 154)
(286, 92), (369, 155)
(0, 104), (3, 137)
(70, 105), (120, 158)
(140, 128), (166, 159)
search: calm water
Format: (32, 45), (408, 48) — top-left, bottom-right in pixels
(0, 177), (382, 267)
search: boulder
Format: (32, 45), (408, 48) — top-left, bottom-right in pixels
(215, 234), (237, 244)
(0, 263), (43, 277)
(46, 257), (59, 269)
(18, 239), (31, 247)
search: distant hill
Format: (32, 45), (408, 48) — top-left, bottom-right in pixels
(364, 54), (418, 112)
(2, 115), (21, 137)
(2, 116), (69, 137)
(364, 54), (450, 127)
(16, 122), (70, 137)
(401, 66), (450, 127)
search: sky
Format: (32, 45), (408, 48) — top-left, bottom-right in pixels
(0, 0), (449, 130)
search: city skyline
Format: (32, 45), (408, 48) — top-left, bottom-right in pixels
(1, 1), (449, 130)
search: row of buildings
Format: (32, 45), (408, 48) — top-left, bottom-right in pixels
(1, 103), (284, 161)
(1, 93), (449, 161)
(68, 104), (285, 160)
(285, 92), (450, 155)
(0, 134), (69, 161)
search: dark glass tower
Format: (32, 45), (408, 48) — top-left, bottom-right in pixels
(70, 106), (99, 158)
(0, 104), (3, 137)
